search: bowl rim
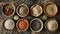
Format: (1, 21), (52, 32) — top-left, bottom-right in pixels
(2, 3), (15, 17)
(16, 18), (29, 32)
(30, 4), (43, 17)
(16, 4), (29, 17)
(45, 18), (58, 32)
(30, 18), (43, 32)
(44, 2), (58, 17)
(3, 18), (15, 31)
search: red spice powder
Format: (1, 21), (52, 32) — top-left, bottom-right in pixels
(18, 20), (27, 30)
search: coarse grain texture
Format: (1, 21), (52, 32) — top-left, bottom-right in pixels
(17, 19), (29, 31)
(30, 18), (43, 32)
(44, 2), (58, 17)
(3, 3), (15, 16)
(45, 19), (58, 32)
(17, 4), (29, 17)
(4, 19), (15, 30)
(18, 20), (27, 30)
(30, 4), (42, 17)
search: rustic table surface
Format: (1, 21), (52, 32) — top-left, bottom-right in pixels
(0, 0), (60, 34)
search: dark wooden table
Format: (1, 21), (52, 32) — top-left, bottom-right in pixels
(0, 0), (60, 34)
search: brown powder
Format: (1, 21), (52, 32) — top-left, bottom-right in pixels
(3, 4), (14, 16)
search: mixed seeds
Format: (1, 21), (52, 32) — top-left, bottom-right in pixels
(44, 2), (58, 17)
(17, 4), (29, 17)
(3, 4), (15, 16)
(30, 18), (43, 32)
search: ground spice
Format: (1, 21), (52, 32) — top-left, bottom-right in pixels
(3, 4), (15, 16)
(30, 4), (42, 17)
(17, 4), (29, 17)
(18, 19), (27, 30)
(45, 19), (58, 32)
(4, 19), (15, 30)
(19, 6), (28, 16)
(44, 2), (58, 17)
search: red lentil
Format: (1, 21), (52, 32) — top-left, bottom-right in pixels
(18, 20), (27, 30)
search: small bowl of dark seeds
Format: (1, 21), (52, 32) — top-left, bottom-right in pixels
(30, 18), (43, 32)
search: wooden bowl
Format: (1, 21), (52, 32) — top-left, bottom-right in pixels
(16, 18), (29, 32)
(45, 18), (58, 32)
(30, 18), (43, 32)
(30, 4), (43, 17)
(3, 18), (15, 31)
(3, 3), (15, 17)
(16, 4), (29, 17)
(44, 2), (58, 17)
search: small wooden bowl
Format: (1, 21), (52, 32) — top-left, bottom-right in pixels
(30, 4), (43, 17)
(3, 18), (15, 31)
(45, 18), (58, 32)
(16, 4), (29, 17)
(16, 18), (29, 32)
(3, 3), (15, 17)
(44, 2), (58, 17)
(30, 18), (43, 32)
